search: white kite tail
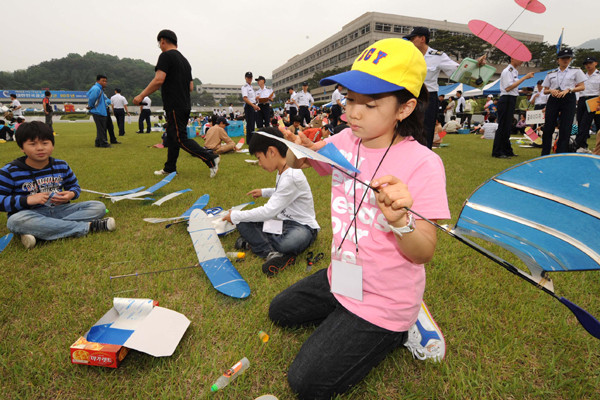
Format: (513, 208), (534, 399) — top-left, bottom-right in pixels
(187, 209), (227, 263)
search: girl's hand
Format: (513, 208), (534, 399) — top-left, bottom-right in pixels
(371, 175), (413, 226)
(247, 189), (262, 198)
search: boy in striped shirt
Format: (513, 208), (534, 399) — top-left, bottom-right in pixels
(0, 121), (115, 249)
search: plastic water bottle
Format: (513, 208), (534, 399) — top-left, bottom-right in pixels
(210, 357), (250, 392)
(226, 251), (246, 260)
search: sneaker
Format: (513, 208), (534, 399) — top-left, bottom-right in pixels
(404, 302), (445, 362)
(262, 252), (295, 277)
(576, 147), (592, 154)
(234, 236), (250, 250)
(209, 156), (220, 178)
(89, 217), (116, 233)
(21, 234), (36, 249)
(154, 169), (175, 176)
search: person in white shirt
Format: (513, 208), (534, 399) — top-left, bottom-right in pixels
(405, 26), (485, 149)
(493, 58), (534, 158)
(296, 82), (314, 126)
(242, 71), (260, 143)
(530, 80), (549, 110)
(137, 96), (152, 133)
(454, 90), (466, 124)
(9, 94), (23, 118)
(110, 88), (130, 136)
(480, 115), (499, 139)
(575, 57), (600, 153)
(228, 103), (234, 120)
(255, 75), (274, 128)
(223, 127), (319, 277)
(286, 87), (299, 119)
(442, 116), (462, 133)
(541, 49), (586, 155)
(330, 84), (345, 126)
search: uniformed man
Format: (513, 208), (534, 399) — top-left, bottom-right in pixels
(493, 58), (534, 158)
(330, 84), (345, 126)
(404, 26), (485, 149)
(242, 71), (260, 144)
(286, 87), (298, 119)
(296, 82), (314, 126)
(575, 57), (600, 153)
(255, 75), (274, 128)
(541, 49), (586, 155)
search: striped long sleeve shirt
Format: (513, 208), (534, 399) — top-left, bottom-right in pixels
(0, 156), (81, 216)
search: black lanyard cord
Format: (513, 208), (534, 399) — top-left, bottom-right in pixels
(337, 138), (394, 254)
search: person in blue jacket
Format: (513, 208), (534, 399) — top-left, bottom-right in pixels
(87, 74), (112, 148)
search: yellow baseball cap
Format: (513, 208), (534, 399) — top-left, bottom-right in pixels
(320, 38), (426, 97)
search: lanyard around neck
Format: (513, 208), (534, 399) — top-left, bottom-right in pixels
(337, 137), (394, 254)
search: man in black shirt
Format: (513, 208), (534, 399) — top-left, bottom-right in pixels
(134, 29), (219, 177)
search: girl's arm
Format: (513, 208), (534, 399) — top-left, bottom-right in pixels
(372, 175), (438, 264)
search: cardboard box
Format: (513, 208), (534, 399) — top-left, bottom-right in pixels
(71, 298), (190, 368)
(70, 337), (129, 368)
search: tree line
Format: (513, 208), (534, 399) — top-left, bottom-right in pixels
(0, 51), (211, 107)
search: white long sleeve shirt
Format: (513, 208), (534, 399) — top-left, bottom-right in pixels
(230, 168), (320, 230)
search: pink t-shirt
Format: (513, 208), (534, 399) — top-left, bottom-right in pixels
(309, 129), (450, 331)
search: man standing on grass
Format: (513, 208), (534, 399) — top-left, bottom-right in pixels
(134, 29), (219, 178)
(87, 74), (111, 148)
(110, 88), (130, 136)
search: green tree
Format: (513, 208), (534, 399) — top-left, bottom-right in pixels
(224, 94), (243, 106)
(0, 51), (204, 107)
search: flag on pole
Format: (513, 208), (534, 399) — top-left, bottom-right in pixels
(556, 28), (564, 54)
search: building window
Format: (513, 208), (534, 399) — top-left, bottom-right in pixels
(375, 22), (391, 32)
(360, 24), (370, 35)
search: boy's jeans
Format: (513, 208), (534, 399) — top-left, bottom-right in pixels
(7, 201), (106, 241)
(237, 220), (318, 258)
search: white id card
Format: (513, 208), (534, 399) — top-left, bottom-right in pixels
(331, 259), (363, 301)
(263, 219), (283, 234)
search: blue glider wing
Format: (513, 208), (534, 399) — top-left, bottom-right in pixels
(454, 154), (600, 278)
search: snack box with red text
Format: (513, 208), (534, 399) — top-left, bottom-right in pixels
(70, 336), (128, 368)
(70, 298), (190, 368)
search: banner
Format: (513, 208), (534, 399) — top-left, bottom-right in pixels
(0, 90), (88, 100)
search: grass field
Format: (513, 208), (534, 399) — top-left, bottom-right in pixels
(1, 123), (599, 399)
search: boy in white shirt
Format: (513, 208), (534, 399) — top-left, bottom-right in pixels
(480, 115), (499, 139)
(223, 127), (320, 277)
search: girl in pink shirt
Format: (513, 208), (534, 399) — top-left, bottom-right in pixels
(268, 38), (450, 399)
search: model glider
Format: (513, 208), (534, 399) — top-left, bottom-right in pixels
(152, 188), (192, 206)
(188, 208), (250, 299)
(144, 194), (210, 224)
(515, 0), (546, 13)
(468, 20), (532, 62)
(409, 154), (600, 340)
(83, 172), (177, 202)
(257, 130), (360, 175)
(0, 233), (13, 254)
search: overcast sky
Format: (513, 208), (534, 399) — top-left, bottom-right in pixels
(6, 0), (597, 85)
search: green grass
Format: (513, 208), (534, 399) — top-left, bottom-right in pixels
(1, 124), (599, 399)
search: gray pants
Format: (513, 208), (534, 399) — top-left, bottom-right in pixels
(92, 113), (109, 147)
(45, 112), (53, 132)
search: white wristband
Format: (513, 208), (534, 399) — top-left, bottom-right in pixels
(388, 212), (415, 237)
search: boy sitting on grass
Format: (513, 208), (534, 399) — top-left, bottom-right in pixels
(223, 127), (320, 277)
(0, 121), (116, 249)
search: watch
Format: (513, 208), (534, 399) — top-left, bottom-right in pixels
(388, 212), (416, 237)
